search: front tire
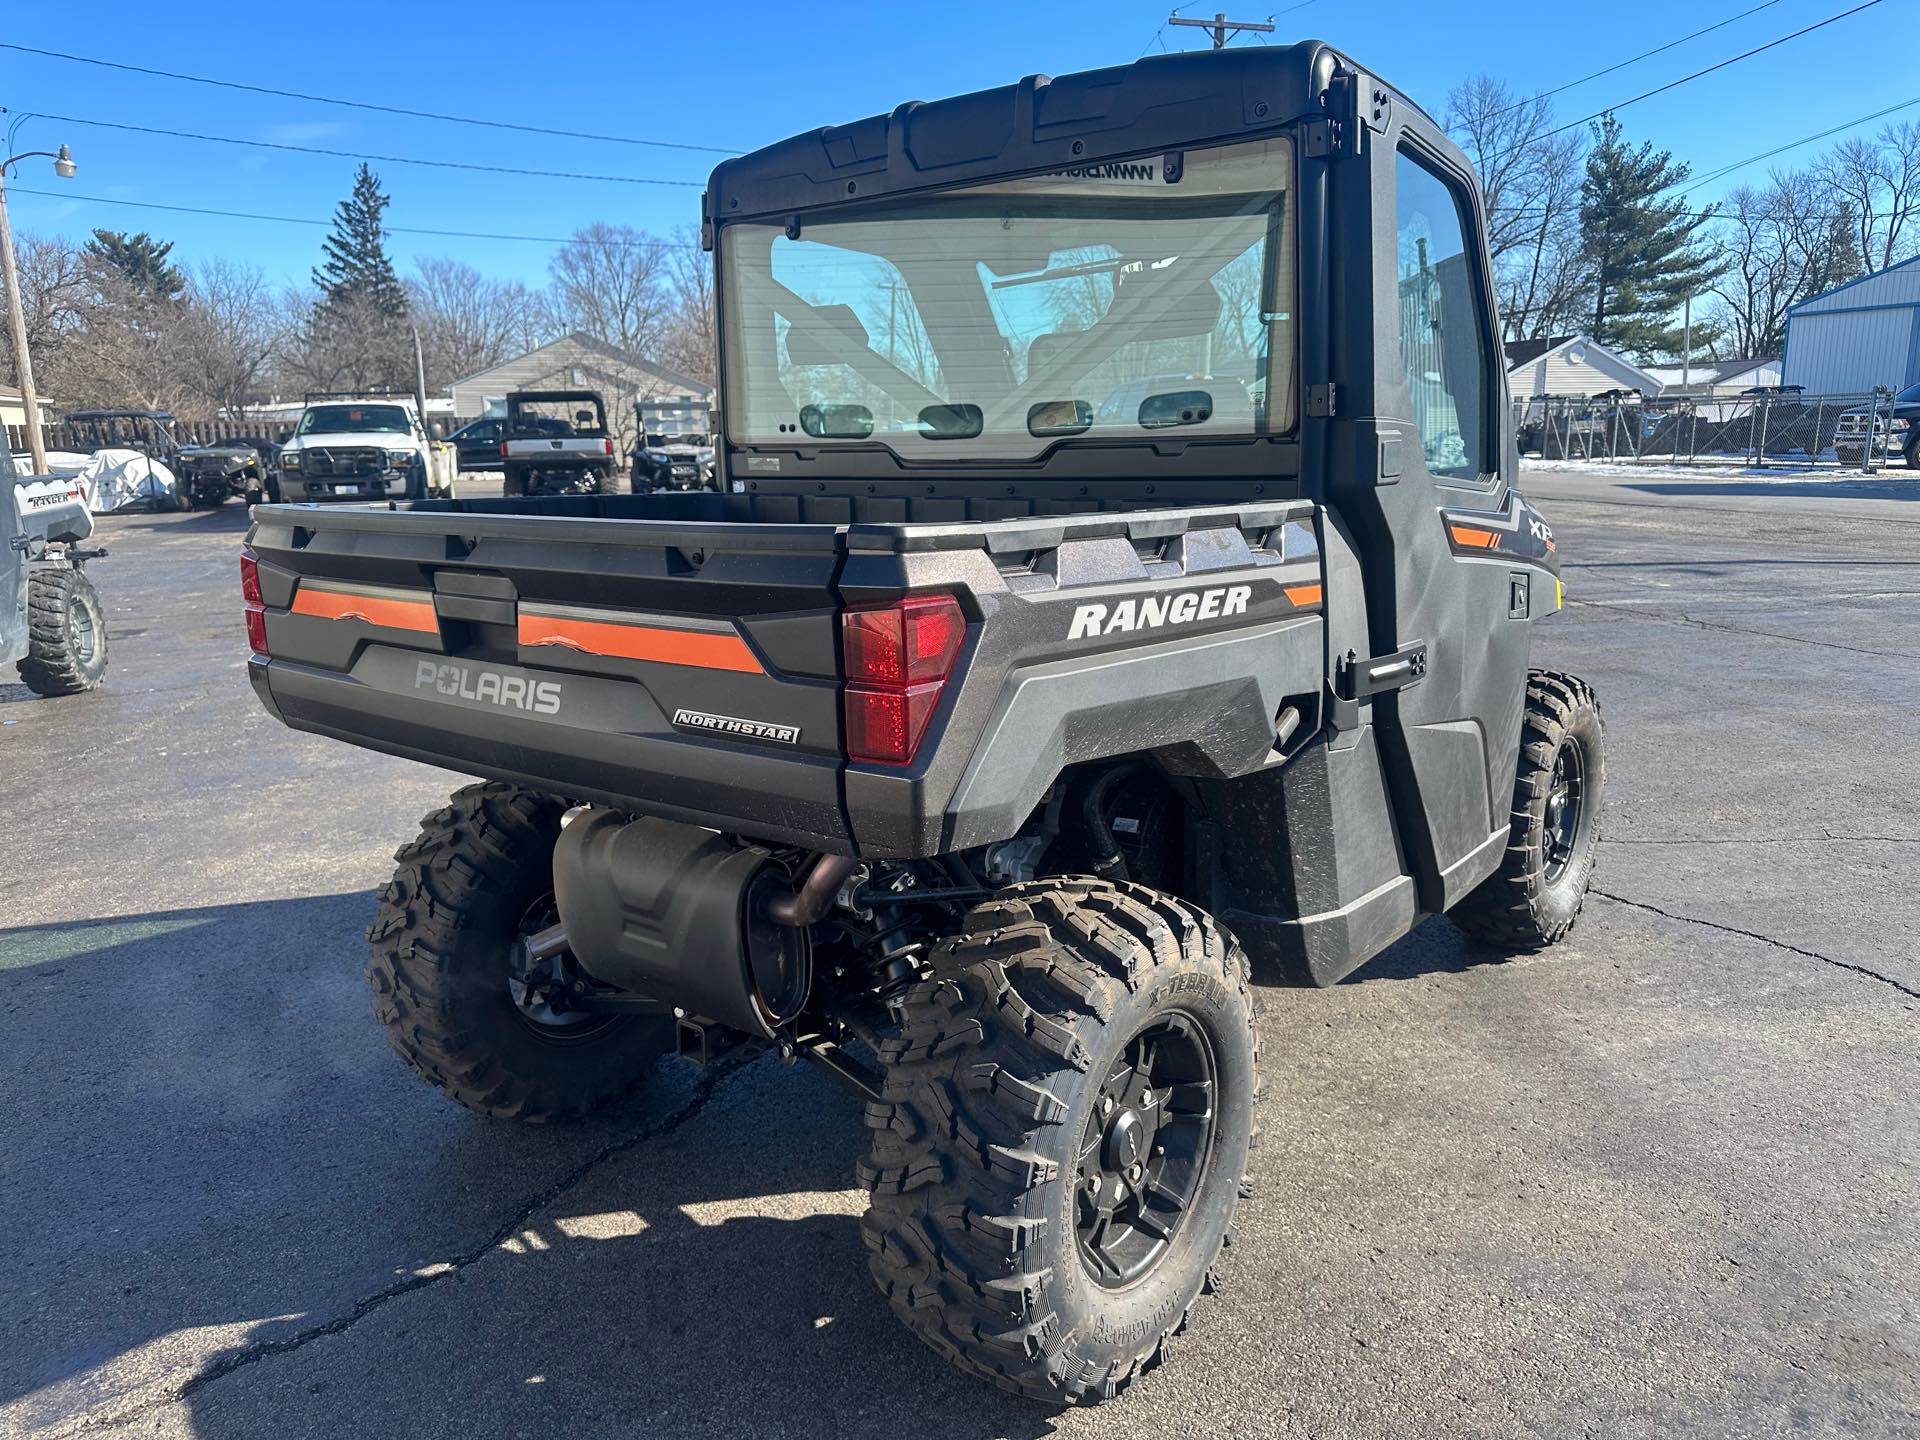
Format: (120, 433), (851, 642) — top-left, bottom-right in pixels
(367, 783), (673, 1121)
(16, 566), (108, 696)
(860, 879), (1258, 1404)
(1452, 670), (1604, 950)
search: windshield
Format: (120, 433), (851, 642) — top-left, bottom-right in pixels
(721, 136), (1294, 460)
(298, 404), (411, 435)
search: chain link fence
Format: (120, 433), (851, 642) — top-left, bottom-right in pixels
(1512, 388), (1913, 471)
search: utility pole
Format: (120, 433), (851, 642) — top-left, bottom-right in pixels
(0, 136), (76, 477)
(1167, 11), (1275, 49)
(1680, 295), (1692, 394)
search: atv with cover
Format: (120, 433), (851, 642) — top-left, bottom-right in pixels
(3, 428), (109, 695)
(243, 41), (1604, 1405)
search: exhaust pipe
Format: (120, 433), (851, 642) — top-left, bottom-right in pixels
(765, 853), (860, 927)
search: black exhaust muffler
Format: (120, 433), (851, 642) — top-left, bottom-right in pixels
(551, 810), (813, 1037)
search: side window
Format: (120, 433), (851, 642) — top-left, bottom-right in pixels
(1394, 149), (1493, 481)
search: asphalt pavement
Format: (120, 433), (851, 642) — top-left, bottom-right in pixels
(1, 467), (1915, 1439)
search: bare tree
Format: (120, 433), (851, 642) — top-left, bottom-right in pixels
(655, 228), (715, 385)
(1445, 77), (1589, 340)
(408, 256), (545, 390)
(175, 260), (286, 416)
(546, 223), (670, 355)
(1707, 171), (1859, 358)
(1818, 123), (1920, 275)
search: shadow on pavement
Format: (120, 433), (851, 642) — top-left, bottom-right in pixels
(0, 896), (1060, 1440)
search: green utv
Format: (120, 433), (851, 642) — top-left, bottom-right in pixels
(243, 42), (1604, 1404)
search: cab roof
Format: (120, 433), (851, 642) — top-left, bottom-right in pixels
(708, 42), (1375, 226)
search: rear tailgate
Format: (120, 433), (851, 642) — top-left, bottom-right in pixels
(246, 503), (850, 848)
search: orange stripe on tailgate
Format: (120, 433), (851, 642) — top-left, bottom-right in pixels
(291, 586), (438, 633)
(518, 615), (763, 673)
(1284, 583), (1324, 607)
(1450, 526), (1499, 550)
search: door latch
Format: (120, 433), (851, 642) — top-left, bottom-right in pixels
(1337, 641), (1428, 701)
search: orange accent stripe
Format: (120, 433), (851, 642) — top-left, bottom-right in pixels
(1451, 526), (1500, 550)
(291, 586), (438, 633)
(517, 615), (763, 674)
(1283, 583), (1324, 607)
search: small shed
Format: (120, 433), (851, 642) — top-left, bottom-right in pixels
(1781, 256), (1920, 394)
(1504, 336), (1665, 398)
(450, 334), (713, 451)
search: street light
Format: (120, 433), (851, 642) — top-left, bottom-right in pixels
(1, 137), (77, 475)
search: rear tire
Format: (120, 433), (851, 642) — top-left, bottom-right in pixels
(16, 566), (108, 696)
(367, 783), (673, 1121)
(502, 470), (526, 498)
(593, 467), (621, 495)
(860, 879), (1258, 1404)
(1452, 670), (1604, 950)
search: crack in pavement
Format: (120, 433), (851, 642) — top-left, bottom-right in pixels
(44, 1050), (756, 1438)
(1591, 890), (1920, 1000)
(1567, 598), (1920, 662)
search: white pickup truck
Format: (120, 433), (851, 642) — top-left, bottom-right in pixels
(276, 394), (455, 503)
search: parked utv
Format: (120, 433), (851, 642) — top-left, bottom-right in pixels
(500, 390), (621, 496)
(62, 408), (181, 466)
(4, 428), (109, 695)
(175, 436), (279, 508)
(245, 42), (1604, 1406)
(631, 397), (715, 490)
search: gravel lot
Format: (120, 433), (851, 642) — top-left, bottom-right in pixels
(2, 468), (1915, 1439)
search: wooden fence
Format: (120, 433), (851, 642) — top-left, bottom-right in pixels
(6, 417), (309, 456)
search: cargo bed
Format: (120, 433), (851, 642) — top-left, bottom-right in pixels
(244, 490), (1326, 855)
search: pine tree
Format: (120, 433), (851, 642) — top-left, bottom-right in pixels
(85, 230), (186, 300)
(313, 164), (408, 317)
(1578, 116), (1725, 359)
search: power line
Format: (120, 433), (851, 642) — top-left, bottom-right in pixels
(0, 42), (742, 156)
(1500, 91), (1920, 219)
(23, 110), (702, 186)
(1498, 0), (1784, 113)
(5, 186), (699, 249)
(1541, 0), (1888, 139)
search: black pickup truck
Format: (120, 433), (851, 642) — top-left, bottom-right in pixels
(244, 40), (1603, 1407)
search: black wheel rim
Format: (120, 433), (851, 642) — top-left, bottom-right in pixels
(1543, 739), (1586, 883)
(1075, 1011), (1219, 1289)
(505, 895), (619, 1040)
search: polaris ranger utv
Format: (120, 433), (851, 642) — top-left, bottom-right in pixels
(243, 41), (1603, 1405)
(4, 430), (109, 695)
(499, 390), (621, 497)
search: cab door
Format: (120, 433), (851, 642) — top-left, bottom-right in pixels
(1321, 88), (1532, 911)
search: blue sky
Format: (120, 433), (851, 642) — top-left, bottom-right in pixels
(3, 0), (1915, 290)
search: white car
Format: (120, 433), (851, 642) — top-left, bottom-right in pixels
(277, 397), (454, 503)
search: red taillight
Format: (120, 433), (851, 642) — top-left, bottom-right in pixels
(604, 438), (615, 456)
(240, 549), (268, 656)
(843, 594), (965, 764)
(500, 441), (510, 458)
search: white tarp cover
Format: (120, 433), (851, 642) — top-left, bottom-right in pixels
(69, 449), (179, 512)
